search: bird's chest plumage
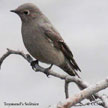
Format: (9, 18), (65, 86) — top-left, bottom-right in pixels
(21, 23), (65, 65)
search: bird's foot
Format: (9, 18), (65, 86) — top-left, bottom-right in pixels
(44, 64), (53, 77)
(31, 60), (39, 70)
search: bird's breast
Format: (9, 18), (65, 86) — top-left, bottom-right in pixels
(21, 24), (65, 66)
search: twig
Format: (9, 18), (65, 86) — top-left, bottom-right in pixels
(64, 78), (69, 98)
(56, 77), (108, 108)
(0, 48), (31, 69)
(0, 49), (108, 108)
(98, 94), (108, 108)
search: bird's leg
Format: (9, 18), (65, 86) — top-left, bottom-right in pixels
(31, 60), (39, 70)
(31, 60), (53, 77)
(44, 64), (53, 77)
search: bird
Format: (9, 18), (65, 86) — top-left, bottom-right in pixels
(10, 3), (81, 78)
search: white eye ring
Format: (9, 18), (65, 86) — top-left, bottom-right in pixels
(23, 10), (30, 15)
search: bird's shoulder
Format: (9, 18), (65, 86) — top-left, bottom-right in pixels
(39, 22), (73, 56)
(39, 23), (63, 41)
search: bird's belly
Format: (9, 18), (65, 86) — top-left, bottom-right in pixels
(23, 34), (65, 66)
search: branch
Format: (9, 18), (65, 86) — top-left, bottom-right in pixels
(97, 94), (108, 108)
(0, 48), (32, 68)
(0, 49), (108, 108)
(64, 79), (69, 98)
(56, 77), (108, 108)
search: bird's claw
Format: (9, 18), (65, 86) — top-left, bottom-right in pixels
(31, 61), (53, 77)
(44, 64), (53, 77)
(31, 60), (38, 70)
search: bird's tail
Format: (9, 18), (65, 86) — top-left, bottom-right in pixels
(60, 60), (80, 78)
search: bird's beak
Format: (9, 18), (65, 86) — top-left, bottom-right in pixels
(10, 9), (19, 14)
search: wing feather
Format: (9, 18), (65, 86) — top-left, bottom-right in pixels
(40, 24), (81, 71)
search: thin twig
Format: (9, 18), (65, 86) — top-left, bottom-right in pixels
(64, 78), (69, 98)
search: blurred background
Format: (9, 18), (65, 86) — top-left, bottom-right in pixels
(0, 0), (108, 108)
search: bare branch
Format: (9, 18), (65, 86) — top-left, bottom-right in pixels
(0, 49), (32, 69)
(57, 77), (108, 108)
(0, 49), (108, 108)
(98, 94), (108, 108)
(64, 78), (69, 98)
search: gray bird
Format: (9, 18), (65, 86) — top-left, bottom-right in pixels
(11, 3), (81, 77)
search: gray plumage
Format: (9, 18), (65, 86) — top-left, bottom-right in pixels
(11, 3), (81, 77)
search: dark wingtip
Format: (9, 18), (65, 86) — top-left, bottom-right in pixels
(78, 68), (81, 72)
(75, 72), (81, 78)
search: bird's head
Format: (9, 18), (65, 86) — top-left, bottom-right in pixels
(11, 3), (42, 22)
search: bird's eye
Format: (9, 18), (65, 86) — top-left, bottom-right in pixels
(23, 10), (30, 15)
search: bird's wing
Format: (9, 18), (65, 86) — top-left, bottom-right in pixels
(40, 24), (81, 71)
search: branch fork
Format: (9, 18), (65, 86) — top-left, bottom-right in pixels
(0, 49), (108, 108)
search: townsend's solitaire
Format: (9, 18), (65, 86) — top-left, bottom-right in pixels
(11, 3), (81, 77)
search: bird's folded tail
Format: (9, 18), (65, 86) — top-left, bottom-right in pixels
(60, 61), (80, 78)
